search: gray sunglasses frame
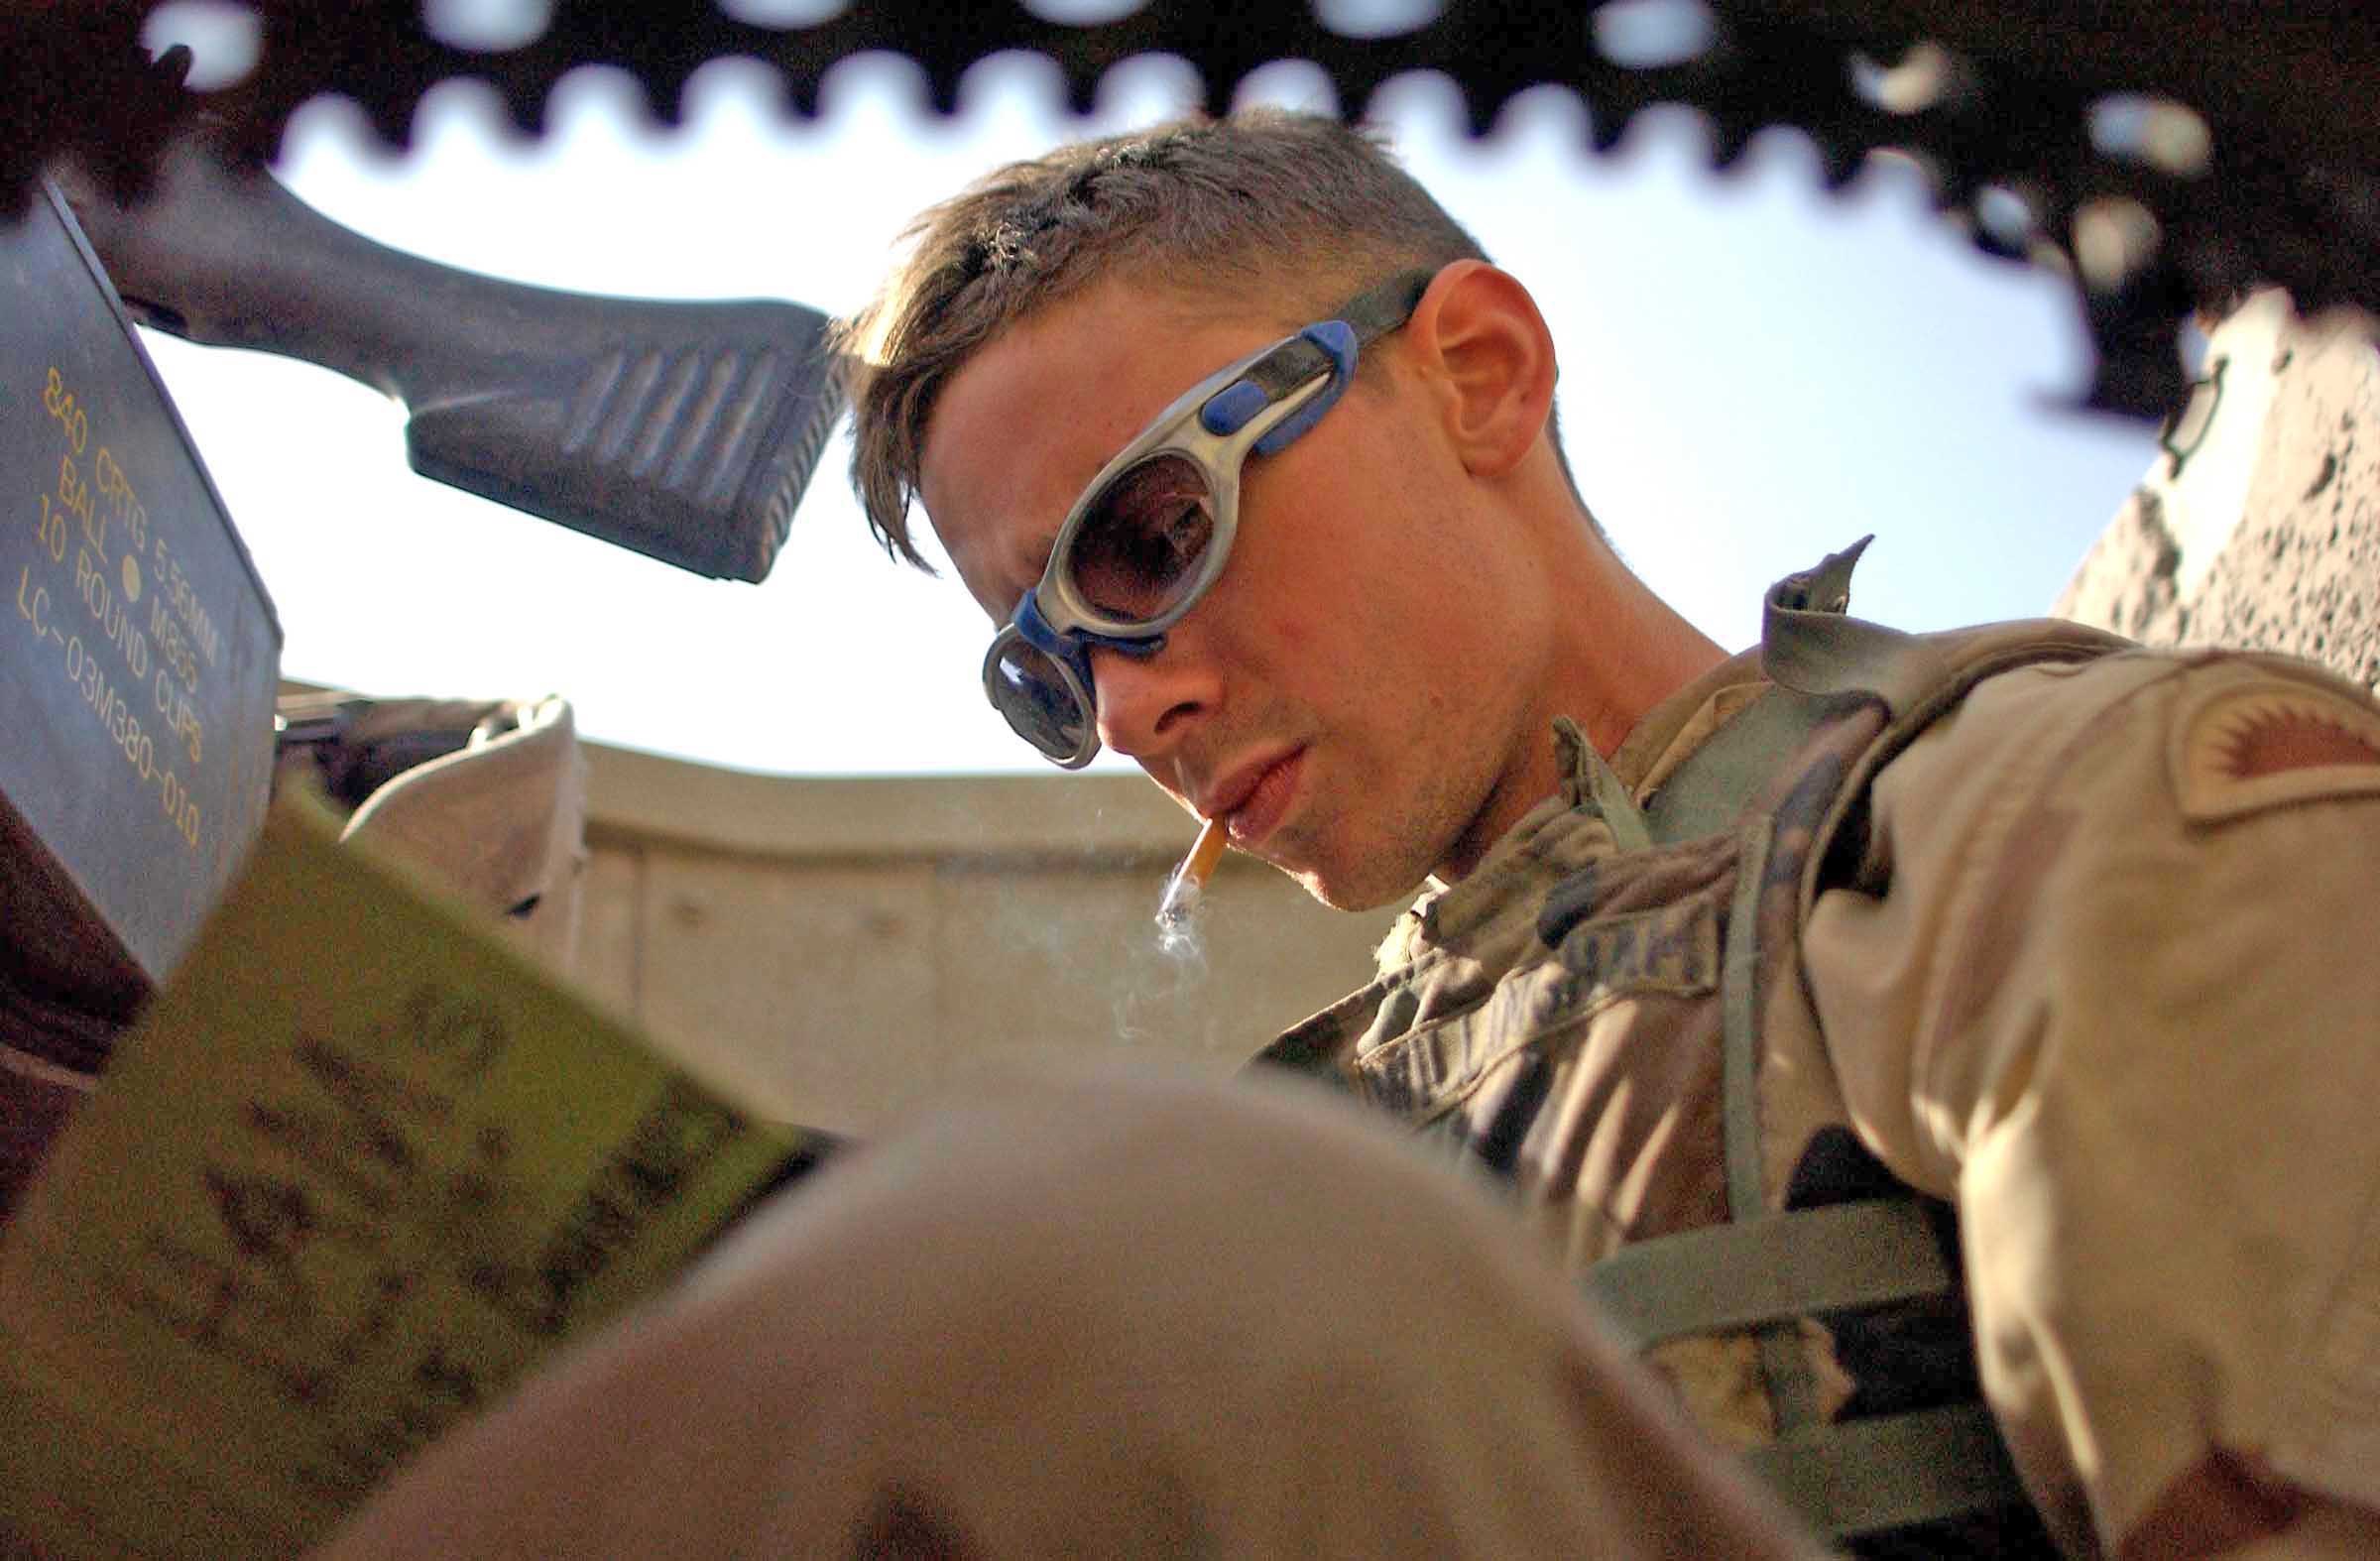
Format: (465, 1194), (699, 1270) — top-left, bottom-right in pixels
(982, 269), (1437, 768)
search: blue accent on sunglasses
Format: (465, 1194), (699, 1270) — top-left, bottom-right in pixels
(1199, 380), (1271, 437)
(1013, 590), (1164, 684)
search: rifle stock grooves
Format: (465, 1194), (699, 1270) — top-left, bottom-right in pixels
(403, 300), (844, 581)
(61, 136), (847, 582)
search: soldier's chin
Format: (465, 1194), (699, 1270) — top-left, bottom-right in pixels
(1291, 855), (1429, 915)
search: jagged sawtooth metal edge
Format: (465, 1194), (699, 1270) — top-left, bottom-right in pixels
(74, 56), (2178, 408)
(78, 8), (2144, 215)
(186, 30), (1732, 171)
(14, 0), (2376, 424)
(0, 25), (2208, 238)
(21, 3), (2368, 188)
(1056, 55), (1106, 120)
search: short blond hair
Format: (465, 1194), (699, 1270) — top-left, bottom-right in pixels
(833, 108), (1489, 568)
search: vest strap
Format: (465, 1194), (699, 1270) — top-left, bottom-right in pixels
(1720, 813), (1823, 1429)
(1641, 685), (1844, 845)
(1743, 1402), (2032, 1540)
(1579, 540), (2090, 1544)
(1582, 1197), (1952, 1349)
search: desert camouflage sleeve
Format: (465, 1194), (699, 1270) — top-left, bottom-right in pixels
(1797, 649), (2380, 1557)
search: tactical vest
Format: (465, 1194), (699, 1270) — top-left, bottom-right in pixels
(1257, 540), (2131, 1554)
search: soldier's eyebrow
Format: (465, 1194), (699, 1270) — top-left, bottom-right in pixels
(1011, 526), (1065, 597)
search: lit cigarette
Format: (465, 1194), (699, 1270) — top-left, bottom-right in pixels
(1155, 816), (1230, 925)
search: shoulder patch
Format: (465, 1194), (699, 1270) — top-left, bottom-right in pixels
(2172, 673), (2380, 823)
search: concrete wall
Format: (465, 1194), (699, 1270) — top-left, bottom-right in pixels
(2057, 293), (2380, 682)
(567, 745), (1400, 1137)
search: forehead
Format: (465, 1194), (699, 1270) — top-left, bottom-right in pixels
(917, 278), (1286, 618)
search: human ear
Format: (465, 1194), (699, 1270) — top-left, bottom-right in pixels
(1403, 261), (1558, 480)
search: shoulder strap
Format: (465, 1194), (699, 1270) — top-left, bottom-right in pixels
(1644, 537), (1924, 845)
(1640, 686), (1845, 845)
(1586, 540), (2086, 1545)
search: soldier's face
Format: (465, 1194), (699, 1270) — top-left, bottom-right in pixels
(920, 276), (1556, 910)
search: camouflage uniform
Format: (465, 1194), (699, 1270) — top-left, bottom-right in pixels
(1260, 545), (2380, 1554)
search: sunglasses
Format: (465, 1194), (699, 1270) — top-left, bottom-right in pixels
(982, 268), (1436, 767)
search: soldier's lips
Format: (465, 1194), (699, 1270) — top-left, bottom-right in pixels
(1221, 750), (1304, 851)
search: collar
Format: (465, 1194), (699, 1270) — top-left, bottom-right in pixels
(1380, 650), (1772, 973)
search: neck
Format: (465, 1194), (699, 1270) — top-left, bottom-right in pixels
(1553, 563), (1729, 757)
(1440, 549), (1726, 883)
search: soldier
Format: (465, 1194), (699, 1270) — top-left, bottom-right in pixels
(324, 110), (2380, 1557)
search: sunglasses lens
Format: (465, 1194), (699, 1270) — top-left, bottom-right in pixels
(989, 637), (1093, 763)
(1062, 453), (1219, 624)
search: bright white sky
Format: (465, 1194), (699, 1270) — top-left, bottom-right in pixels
(137, 52), (2161, 776)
